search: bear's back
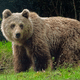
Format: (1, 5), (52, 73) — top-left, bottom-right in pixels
(42, 17), (80, 29)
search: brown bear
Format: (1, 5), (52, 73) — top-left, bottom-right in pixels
(1, 9), (80, 73)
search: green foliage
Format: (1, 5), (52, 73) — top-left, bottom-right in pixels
(0, 41), (13, 74)
(0, 18), (1, 21)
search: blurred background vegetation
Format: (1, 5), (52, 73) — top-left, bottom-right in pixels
(0, 0), (80, 40)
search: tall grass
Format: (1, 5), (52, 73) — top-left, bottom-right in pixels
(0, 41), (80, 80)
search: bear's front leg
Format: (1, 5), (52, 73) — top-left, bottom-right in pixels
(12, 44), (32, 73)
(33, 43), (51, 72)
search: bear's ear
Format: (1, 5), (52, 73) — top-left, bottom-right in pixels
(2, 9), (12, 19)
(22, 9), (29, 18)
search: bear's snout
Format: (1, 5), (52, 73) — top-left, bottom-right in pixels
(16, 33), (21, 38)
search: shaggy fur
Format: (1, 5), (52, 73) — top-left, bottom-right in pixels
(1, 9), (80, 73)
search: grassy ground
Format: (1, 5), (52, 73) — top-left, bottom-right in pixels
(0, 41), (80, 80)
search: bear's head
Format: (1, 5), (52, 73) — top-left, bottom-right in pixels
(1, 9), (33, 45)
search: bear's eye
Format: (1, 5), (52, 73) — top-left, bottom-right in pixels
(10, 24), (15, 29)
(20, 24), (24, 29)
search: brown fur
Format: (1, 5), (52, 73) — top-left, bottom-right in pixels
(1, 9), (80, 72)
(43, 17), (80, 66)
(13, 44), (32, 72)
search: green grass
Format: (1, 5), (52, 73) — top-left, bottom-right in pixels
(0, 67), (80, 80)
(0, 41), (80, 80)
(0, 41), (13, 73)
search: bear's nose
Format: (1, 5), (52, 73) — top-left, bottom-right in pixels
(16, 33), (21, 38)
